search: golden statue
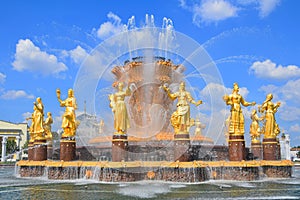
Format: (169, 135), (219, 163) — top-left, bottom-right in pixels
(250, 109), (263, 143)
(163, 81), (202, 134)
(99, 119), (104, 134)
(26, 105), (37, 143)
(223, 83), (255, 135)
(33, 97), (45, 140)
(194, 118), (205, 135)
(44, 112), (53, 140)
(109, 82), (131, 135)
(56, 88), (78, 138)
(259, 93), (281, 138)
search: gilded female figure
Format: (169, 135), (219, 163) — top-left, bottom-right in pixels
(260, 93), (281, 138)
(56, 88), (78, 138)
(250, 109), (263, 142)
(44, 112), (53, 139)
(163, 81), (202, 134)
(223, 83), (255, 135)
(33, 97), (45, 139)
(109, 82), (131, 134)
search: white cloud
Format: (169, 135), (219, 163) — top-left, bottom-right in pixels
(0, 72), (6, 84)
(69, 45), (89, 65)
(258, 0), (281, 18)
(258, 79), (300, 122)
(0, 90), (34, 100)
(95, 12), (124, 40)
(22, 112), (32, 122)
(237, 0), (281, 18)
(289, 123), (300, 133)
(249, 59), (300, 80)
(12, 39), (68, 76)
(278, 79), (300, 102)
(193, 0), (238, 26)
(259, 79), (300, 105)
(279, 105), (300, 121)
(179, 0), (281, 27)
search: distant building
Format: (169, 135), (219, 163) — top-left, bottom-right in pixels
(279, 134), (291, 160)
(0, 120), (28, 161)
(290, 147), (300, 161)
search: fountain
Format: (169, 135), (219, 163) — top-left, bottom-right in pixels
(16, 15), (293, 182)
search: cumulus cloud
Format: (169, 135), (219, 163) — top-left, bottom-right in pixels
(12, 39), (68, 76)
(258, 0), (281, 18)
(289, 123), (300, 133)
(69, 45), (89, 65)
(0, 72), (6, 84)
(278, 79), (300, 102)
(236, 0), (281, 18)
(95, 12), (125, 40)
(179, 0), (281, 26)
(22, 112), (32, 122)
(0, 90), (34, 100)
(249, 59), (300, 80)
(258, 79), (300, 123)
(279, 105), (300, 121)
(193, 0), (238, 26)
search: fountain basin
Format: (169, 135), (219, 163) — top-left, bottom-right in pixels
(16, 160), (293, 182)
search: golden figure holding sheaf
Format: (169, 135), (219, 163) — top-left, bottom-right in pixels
(223, 83), (255, 135)
(163, 81), (202, 134)
(56, 88), (79, 138)
(250, 109), (263, 142)
(259, 93), (281, 138)
(109, 82), (131, 135)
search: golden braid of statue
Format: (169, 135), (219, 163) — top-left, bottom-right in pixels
(56, 88), (79, 138)
(259, 93), (281, 138)
(223, 83), (255, 136)
(250, 109), (263, 143)
(109, 82), (131, 135)
(163, 81), (202, 134)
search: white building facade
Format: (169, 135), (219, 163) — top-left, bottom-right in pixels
(0, 120), (28, 161)
(279, 134), (291, 160)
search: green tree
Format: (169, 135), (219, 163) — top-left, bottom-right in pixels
(0, 140), (17, 158)
(6, 140), (17, 154)
(22, 140), (29, 154)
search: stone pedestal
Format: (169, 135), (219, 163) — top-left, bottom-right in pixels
(47, 141), (53, 160)
(276, 139), (281, 160)
(28, 142), (34, 161)
(60, 139), (76, 161)
(112, 134), (128, 162)
(228, 135), (245, 161)
(33, 139), (47, 161)
(251, 141), (262, 160)
(174, 133), (191, 162)
(263, 138), (278, 160)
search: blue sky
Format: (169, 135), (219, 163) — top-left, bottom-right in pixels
(0, 0), (300, 146)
